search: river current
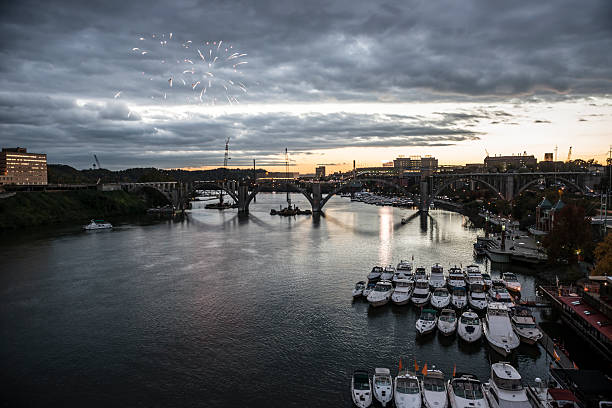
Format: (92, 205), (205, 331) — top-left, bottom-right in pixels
(1, 193), (553, 407)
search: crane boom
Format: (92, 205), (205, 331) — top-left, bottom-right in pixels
(93, 154), (101, 169)
(224, 137), (230, 168)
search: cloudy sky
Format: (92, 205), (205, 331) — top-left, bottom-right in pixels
(1, 0), (611, 172)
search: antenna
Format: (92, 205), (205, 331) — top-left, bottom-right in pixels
(567, 146), (572, 162)
(285, 148), (291, 207)
(554, 145), (558, 162)
(224, 137), (230, 168)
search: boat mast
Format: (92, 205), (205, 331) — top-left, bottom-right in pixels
(285, 147), (291, 208)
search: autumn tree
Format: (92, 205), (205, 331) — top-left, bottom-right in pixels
(543, 205), (592, 264)
(593, 233), (612, 276)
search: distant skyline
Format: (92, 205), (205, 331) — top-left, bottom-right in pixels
(1, 1), (611, 173)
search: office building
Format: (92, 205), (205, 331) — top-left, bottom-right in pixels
(0, 147), (47, 185)
(315, 166), (326, 179)
(484, 154), (537, 171)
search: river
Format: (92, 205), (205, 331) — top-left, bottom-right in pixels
(1, 193), (554, 407)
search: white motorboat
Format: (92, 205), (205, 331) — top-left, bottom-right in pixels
(451, 287), (467, 310)
(367, 280), (394, 307)
(447, 267), (466, 289)
(368, 266), (383, 281)
(509, 306), (542, 344)
(373, 368), (393, 407)
(429, 264), (446, 288)
(363, 281), (377, 297)
(353, 281), (366, 298)
(415, 266), (428, 282)
(392, 279), (413, 306)
(412, 279), (431, 307)
(483, 363), (531, 408)
(483, 302), (520, 356)
(421, 369), (448, 408)
(416, 308), (438, 335)
(448, 374), (489, 408)
(83, 219), (113, 230)
(457, 310), (482, 343)
(394, 260), (414, 283)
(352, 369), (373, 408)
(437, 308), (457, 336)
(488, 280), (514, 306)
(464, 264), (482, 283)
(381, 265), (396, 281)
(481, 273), (492, 289)
(468, 281), (488, 311)
(431, 287), (451, 309)
(395, 370), (422, 408)
(501, 273), (521, 294)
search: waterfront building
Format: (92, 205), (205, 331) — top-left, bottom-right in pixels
(393, 155), (421, 170)
(484, 154), (537, 171)
(0, 147), (47, 185)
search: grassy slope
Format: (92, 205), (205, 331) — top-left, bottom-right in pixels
(0, 190), (147, 229)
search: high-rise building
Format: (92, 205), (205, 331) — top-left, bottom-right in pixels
(420, 156), (438, 171)
(393, 156), (421, 170)
(315, 166), (326, 179)
(544, 153), (554, 162)
(0, 147), (47, 185)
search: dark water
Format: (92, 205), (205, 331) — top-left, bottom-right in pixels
(1, 193), (552, 407)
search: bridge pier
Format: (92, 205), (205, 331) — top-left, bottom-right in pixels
(312, 183), (322, 212)
(420, 178), (429, 212)
(505, 175), (514, 201)
(238, 184), (249, 213)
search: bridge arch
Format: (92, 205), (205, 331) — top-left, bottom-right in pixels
(244, 182), (314, 209)
(192, 181), (239, 203)
(318, 177), (412, 210)
(432, 177), (504, 200)
(515, 175), (588, 197)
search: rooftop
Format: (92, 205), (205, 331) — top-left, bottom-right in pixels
(556, 294), (612, 343)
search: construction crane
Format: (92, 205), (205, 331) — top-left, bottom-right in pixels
(93, 154), (101, 170)
(567, 146), (572, 162)
(223, 137), (230, 168)
(485, 148), (490, 157)
(554, 145), (558, 161)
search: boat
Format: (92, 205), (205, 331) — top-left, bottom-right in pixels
(448, 374), (489, 408)
(474, 241), (487, 256)
(363, 281), (377, 297)
(83, 219), (113, 230)
(353, 281), (366, 298)
(352, 369), (373, 408)
(431, 287), (451, 309)
(395, 370), (422, 408)
(381, 265), (396, 281)
(457, 310), (482, 343)
(416, 308), (438, 335)
(429, 264), (446, 289)
(451, 287), (467, 310)
(394, 260), (414, 283)
(501, 273), (521, 294)
(464, 265), (482, 283)
(373, 368), (393, 407)
(392, 279), (413, 306)
(415, 266), (428, 282)
(509, 306), (543, 344)
(468, 281), (488, 312)
(437, 308), (458, 336)
(482, 302), (520, 356)
(526, 385), (581, 408)
(412, 279), (431, 307)
(367, 266), (383, 281)
(448, 267), (466, 289)
(483, 363), (531, 408)
(488, 280), (514, 306)
(481, 273), (493, 289)
(367, 280), (394, 307)
(421, 369), (448, 408)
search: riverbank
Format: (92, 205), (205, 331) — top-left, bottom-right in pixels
(0, 190), (150, 229)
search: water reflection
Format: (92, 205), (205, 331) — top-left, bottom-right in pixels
(378, 207), (394, 265)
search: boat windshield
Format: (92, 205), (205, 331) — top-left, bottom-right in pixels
(434, 289), (448, 296)
(412, 292), (428, 299)
(461, 316), (480, 325)
(375, 376), (391, 386)
(441, 314), (456, 322)
(517, 322), (536, 329)
(492, 372), (523, 391)
(424, 377), (445, 392)
(397, 281), (411, 288)
(416, 281), (429, 289)
(453, 288), (466, 296)
(375, 285), (390, 292)
(421, 312), (436, 321)
(452, 379), (483, 399)
(396, 378), (419, 394)
(504, 274), (518, 282)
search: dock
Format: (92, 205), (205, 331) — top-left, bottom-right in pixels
(537, 324), (576, 370)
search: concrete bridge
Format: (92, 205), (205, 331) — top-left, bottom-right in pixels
(118, 169), (596, 215)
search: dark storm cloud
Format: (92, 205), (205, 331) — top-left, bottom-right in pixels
(0, 94), (479, 168)
(0, 0), (610, 167)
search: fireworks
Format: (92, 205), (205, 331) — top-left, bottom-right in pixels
(130, 33), (248, 105)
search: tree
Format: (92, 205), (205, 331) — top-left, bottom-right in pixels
(543, 205), (592, 264)
(593, 233), (612, 276)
